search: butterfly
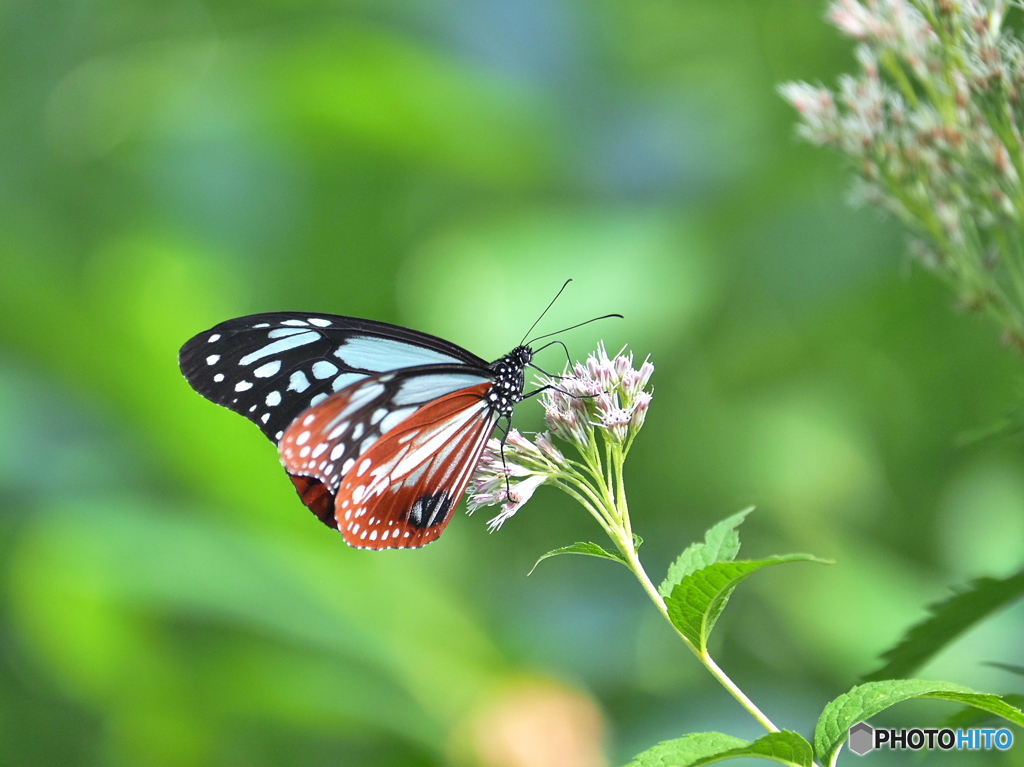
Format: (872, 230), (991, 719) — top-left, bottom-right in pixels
(179, 312), (538, 549)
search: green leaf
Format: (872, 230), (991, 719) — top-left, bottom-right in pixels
(944, 694), (1024, 729)
(625, 731), (813, 767)
(666, 555), (828, 651)
(814, 680), (1024, 766)
(528, 542), (627, 575)
(659, 508), (754, 597)
(862, 569), (1024, 681)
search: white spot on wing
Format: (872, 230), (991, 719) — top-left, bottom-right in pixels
(213, 373), (224, 382)
(310, 393), (328, 406)
(267, 327), (307, 339)
(333, 373), (362, 391)
(266, 391), (282, 407)
(308, 318), (332, 327)
(339, 382), (385, 416)
(379, 406), (417, 433)
(312, 360), (338, 379)
(281, 319), (309, 326)
(296, 430), (311, 445)
(254, 360), (281, 378)
(206, 354), (220, 365)
(240, 332), (318, 365)
(235, 381), (253, 392)
(208, 334), (220, 343)
(287, 371), (310, 393)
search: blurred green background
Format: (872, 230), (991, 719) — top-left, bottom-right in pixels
(3, 1), (1023, 765)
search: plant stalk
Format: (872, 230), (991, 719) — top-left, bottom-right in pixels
(616, 531), (783, 736)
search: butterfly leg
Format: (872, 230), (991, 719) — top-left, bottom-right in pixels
(496, 416), (514, 502)
(521, 383), (595, 400)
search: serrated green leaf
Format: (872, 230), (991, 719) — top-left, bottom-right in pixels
(944, 694), (1024, 729)
(658, 508), (754, 597)
(862, 569), (1024, 681)
(624, 732), (747, 767)
(626, 731), (813, 767)
(814, 680), (1024, 766)
(528, 542), (627, 576)
(666, 555), (828, 651)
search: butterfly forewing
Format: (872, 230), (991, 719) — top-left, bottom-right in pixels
(179, 312), (487, 443)
(331, 383), (498, 549)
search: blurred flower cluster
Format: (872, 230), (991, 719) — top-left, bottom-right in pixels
(780, 0), (1024, 348)
(468, 343), (653, 535)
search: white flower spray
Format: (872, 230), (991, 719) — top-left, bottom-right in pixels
(468, 342), (653, 549)
(780, 0), (1024, 350)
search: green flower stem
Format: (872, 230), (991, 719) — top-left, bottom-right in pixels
(613, 530), (785, 737)
(557, 430), (787, 737)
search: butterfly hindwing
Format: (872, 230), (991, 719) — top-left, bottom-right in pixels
(331, 383), (498, 549)
(279, 366), (492, 488)
(179, 312), (488, 443)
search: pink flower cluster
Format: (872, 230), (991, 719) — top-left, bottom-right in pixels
(780, 0), (1024, 344)
(540, 342), (653, 447)
(467, 344), (654, 531)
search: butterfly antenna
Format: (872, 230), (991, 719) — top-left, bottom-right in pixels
(527, 313), (623, 345)
(520, 279), (573, 346)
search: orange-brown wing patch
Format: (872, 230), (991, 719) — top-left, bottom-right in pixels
(334, 383), (496, 549)
(287, 474), (337, 529)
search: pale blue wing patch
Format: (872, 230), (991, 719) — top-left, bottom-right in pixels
(333, 336), (464, 372)
(391, 373), (489, 406)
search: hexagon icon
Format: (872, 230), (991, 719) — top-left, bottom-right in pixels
(848, 721), (874, 756)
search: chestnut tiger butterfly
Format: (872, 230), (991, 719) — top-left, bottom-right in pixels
(178, 295), (617, 550)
